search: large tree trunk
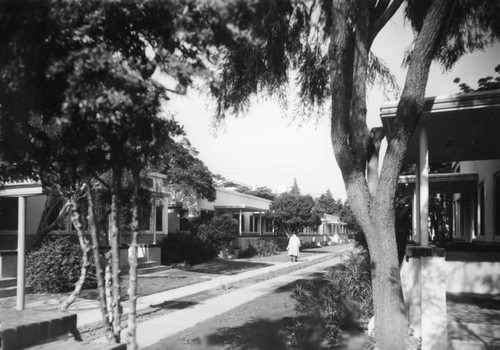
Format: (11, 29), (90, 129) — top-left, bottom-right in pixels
(126, 168), (141, 350)
(328, 1), (455, 348)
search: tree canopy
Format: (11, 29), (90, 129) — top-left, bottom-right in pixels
(269, 185), (321, 235)
(315, 189), (343, 215)
(0, 1), (229, 346)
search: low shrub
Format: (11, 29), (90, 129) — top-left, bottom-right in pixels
(238, 244), (258, 258)
(197, 213), (239, 249)
(276, 236), (289, 251)
(255, 239), (280, 256)
(160, 233), (217, 265)
(26, 236), (96, 293)
(238, 239), (280, 259)
(289, 250), (373, 349)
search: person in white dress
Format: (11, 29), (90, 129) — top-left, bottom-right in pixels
(287, 233), (301, 262)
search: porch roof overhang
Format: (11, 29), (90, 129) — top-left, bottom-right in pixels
(381, 90), (500, 163)
(0, 181), (43, 197)
(398, 172), (478, 194)
(214, 204), (269, 212)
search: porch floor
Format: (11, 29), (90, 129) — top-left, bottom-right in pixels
(447, 292), (500, 349)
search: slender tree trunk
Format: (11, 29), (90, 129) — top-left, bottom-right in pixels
(60, 193), (91, 311)
(34, 195), (70, 246)
(85, 179), (114, 342)
(127, 168), (141, 350)
(105, 253), (114, 325)
(110, 165), (122, 343)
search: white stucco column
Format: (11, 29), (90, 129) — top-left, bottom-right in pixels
(162, 197), (168, 240)
(258, 212), (262, 236)
(412, 187), (418, 242)
(401, 246), (447, 347)
(239, 210), (242, 235)
(152, 199), (157, 243)
(419, 126), (429, 247)
(17, 196), (26, 311)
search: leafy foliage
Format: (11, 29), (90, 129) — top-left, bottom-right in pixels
(289, 251), (373, 349)
(238, 244), (259, 259)
(454, 64), (500, 93)
(270, 184), (321, 235)
(235, 185), (276, 201)
(315, 190), (343, 216)
(26, 236), (96, 293)
(239, 239), (281, 258)
(158, 137), (216, 203)
(405, 1), (500, 69)
(160, 233), (217, 265)
(198, 213), (239, 249)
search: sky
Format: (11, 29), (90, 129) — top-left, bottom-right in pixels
(163, 8), (500, 200)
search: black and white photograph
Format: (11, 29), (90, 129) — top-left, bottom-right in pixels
(0, 1), (499, 349)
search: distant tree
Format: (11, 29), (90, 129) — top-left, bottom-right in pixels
(454, 64), (500, 93)
(270, 190), (321, 235)
(290, 178), (301, 195)
(315, 190), (343, 215)
(339, 200), (362, 235)
(235, 185), (276, 201)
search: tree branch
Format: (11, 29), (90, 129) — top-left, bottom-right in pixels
(369, 0), (404, 47)
(376, 0), (455, 216)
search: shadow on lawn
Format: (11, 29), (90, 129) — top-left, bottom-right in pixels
(187, 259), (272, 275)
(300, 249), (329, 254)
(200, 317), (294, 350)
(273, 274), (326, 294)
(150, 299), (198, 310)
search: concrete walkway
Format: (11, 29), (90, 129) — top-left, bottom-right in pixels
(94, 251), (349, 348)
(81, 244), (351, 327)
(0, 244), (352, 331)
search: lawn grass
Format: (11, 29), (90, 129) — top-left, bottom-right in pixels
(79, 272), (206, 301)
(78, 259), (273, 301)
(185, 259), (272, 275)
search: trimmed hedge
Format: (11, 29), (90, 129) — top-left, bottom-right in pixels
(160, 234), (217, 265)
(26, 236), (96, 293)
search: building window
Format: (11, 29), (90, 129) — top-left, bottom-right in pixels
(479, 183), (485, 236)
(155, 205), (163, 232)
(249, 215), (259, 233)
(140, 206), (151, 231)
(454, 198), (464, 238)
(265, 218), (273, 233)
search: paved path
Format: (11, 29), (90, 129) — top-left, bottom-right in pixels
(0, 244), (353, 333)
(94, 251), (349, 348)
